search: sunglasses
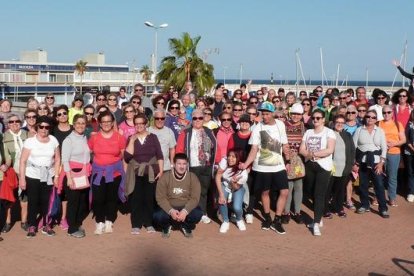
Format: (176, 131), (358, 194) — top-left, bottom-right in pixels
(382, 111), (392, 114)
(192, 117), (204, 121)
(377, 96), (386, 100)
(221, 118), (232, 122)
(154, 117), (166, 121)
(57, 112), (67, 117)
(85, 112), (94, 116)
(157, 102), (165, 105)
(399, 94), (408, 98)
(316, 90), (323, 93)
(273, 100), (280, 103)
(346, 111), (357, 115)
(26, 115), (37, 119)
(135, 89), (144, 92)
(302, 103), (310, 106)
(46, 96), (54, 99)
(97, 98), (106, 101)
(235, 92), (242, 95)
(339, 97), (347, 99)
(233, 109), (242, 111)
(108, 98), (116, 101)
(358, 109), (367, 112)
(8, 120), (21, 124)
(247, 112), (257, 115)
(132, 101), (141, 104)
(249, 101), (258, 104)
(170, 106), (179, 110)
(38, 125), (51, 130)
(335, 121), (345, 125)
(365, 115), (377, 119)
(312, 116), (323, 121)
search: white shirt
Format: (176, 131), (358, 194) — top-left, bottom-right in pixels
(302, 127), (336, 171)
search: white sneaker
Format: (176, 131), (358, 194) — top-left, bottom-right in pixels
(245, 214), (254, 224)
(219, 222), (230, 233)
(104, 220), (113, 233)
(201, 215), (211, 224)
(407, 194), (414, 203)
(313, 223), (321, 236)
(94, 222), (105, 235)
(236, 220), (246, 231)
(307, 220), (323, 229)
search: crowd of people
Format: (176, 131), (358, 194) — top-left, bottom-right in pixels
(0, 78), (413, 240)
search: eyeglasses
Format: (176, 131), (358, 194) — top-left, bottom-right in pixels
(377, 96), (386, 100)
(233, 108), (242, 111)
(335, 121), (345, 125)
(235, 92), (242, 95)
(38, 125), (51, 130)
(154, 117), (166, 121)
(125, 110), (134, 113)
(273, 100), (280, 103)
(156, 102), (165, 105)
(399, 94), (408, 98)
(26, 115), (37, 119)
(358, 109), (367, 112)
(8, 120), (21, 124)
(85, 112), (94, 116)
(204, 112), (212, 116)
(170, 106), (179, 110)
(221, 118), (232, 122)
(365, 115), (377, 119)
(382, 111), (392, 114)
(100, 120), (113, 124)
(192, 117), (204, 121)
(339, 97), (347, 99)
(249, 101), (258, 104)
(108, 98), (116, 101)
(312, 116), (323, 121)
(346, 111), (357, 115)
(135, 89), (143, 92)
(46, 96), (54, 99)
(97, 98), (106, 101)
(132, 101), (141, 104)
(302, 103), (310, 106)
(57, 112), (67, 117)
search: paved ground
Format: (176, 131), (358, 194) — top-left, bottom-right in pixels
(0, 193), (413, 276)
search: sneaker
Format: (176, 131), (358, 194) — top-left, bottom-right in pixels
(104, 221), (113, 233)
(356, 207), (370, 214)
(236, 220), (246, 231)
(181, 227), (193, 238)
(345, 201), (356, 210)
(131, 228), (141, 235)
(337, 211), (347, 218)
(313, 223), (321, 236)
(292, 213), (304, 224)
(307, 220), (324, 228)
(162, 226), (172, 238)
(230, 213), (237, 223)
(146, 226), (156, 233)
(245, 214), (254, 224)
(281, 214), (290, 224)
(21, 222), (29, 232)
(78, 226), (86, 234)
(380, 211), (390, 219)
(219, 222), (230, 233)
(94, 222), (105, 235)
(69, 230), (85, 238)
(2, 223), (12, 233)
(26, 226), (36, 238)
(60, 219), (69, 231)
(201, 215), (211, 224)
(41, 225), (56, 236)
(389, 200), (398, 207)
(270, 218), (286, 235)
(323, 212), (333, 219)
(261, 219), (272, 230)
(407, 194), (414, 203)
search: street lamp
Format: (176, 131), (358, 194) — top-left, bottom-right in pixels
(144, 21), (168, 94)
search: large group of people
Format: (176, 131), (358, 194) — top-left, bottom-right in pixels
(0, 78), (413, 241)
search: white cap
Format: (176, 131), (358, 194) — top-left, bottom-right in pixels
(290, 103), (304, 114)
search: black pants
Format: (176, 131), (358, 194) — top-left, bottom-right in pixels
(246, 172), (258, 214)
(64, 177), (89, 234)
(26, 177), (52, 228)
(153, 206), (203, 230)
(326, 175), (348, 213)
(92, 175), (121, 223)
(129, 175), (155, 228)
(189, 166), (211, 214)
(304, 162), (331, 223)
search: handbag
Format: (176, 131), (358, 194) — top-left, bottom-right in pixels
(287, 152), (306, 180)
(69, 138), (90, 190)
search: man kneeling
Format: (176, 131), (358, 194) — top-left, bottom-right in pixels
(154, 153), (202, 238)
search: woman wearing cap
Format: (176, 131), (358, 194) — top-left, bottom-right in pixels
(369, 89), (389, 121)
(68, 96), (84, 125)
(19, 116), (60, 238)
(282, 103), (306, 225)
(299, 109), (336, 236)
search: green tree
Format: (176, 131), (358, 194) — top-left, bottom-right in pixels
(139, 65), (153, 83)
(75, 60), (88, 94)
(157, 32), (215, 95)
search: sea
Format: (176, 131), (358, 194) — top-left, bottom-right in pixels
(216, 79), (407, 87)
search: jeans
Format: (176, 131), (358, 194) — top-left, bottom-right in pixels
(153, 206), (203, 230)
(385, 153), (400, 201)
(358, 164), (388, 212)
(404, 154), (414, 195)
(218, 186), (245, 222)
(284, 178), (303, 214)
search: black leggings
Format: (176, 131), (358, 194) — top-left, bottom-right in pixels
(64, 177), (89, 234)
(26, 177), (52, 228)
(92, 175), (121, 223)
(129, 175), (156, 228)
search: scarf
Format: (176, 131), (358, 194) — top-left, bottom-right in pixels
(10, 130), (24, 171)
(196, 129), (212, 166)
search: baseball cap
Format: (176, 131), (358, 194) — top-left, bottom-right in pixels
(290, 103), (304, 114)
(259, 102), (275, 113)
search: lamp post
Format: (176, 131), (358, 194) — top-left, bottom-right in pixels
(144, 21), (168, 94)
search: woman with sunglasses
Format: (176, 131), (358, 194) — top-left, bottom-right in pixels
(301, 99), (312, 129)
(202, 107), (219, 130)
(299, 109), (336, 236)
(272, 96), (283, 109)
(45, 93), (55, 113)
(2, 113), (28, 233)
(130, 95), (145, 115)
(353, 110), (389, 218)
(152, 95), (166, 110)
(83, 104), (98, 138)
(378, 105), (406, 207)
(19, 116), (60, 238)
(22, 109), (38, 138)
(37, 102), (50, 117)
(356, 104), (368, 125)
(68, 95), (84, 125)
(165, 99), (182, 139)
(88, 111), (126, 234)
(391, 88), (412, 129)
(95, 92), (107, 107)
(107, 92), (123, 125)
(118, 103), (137, 140)
(178, 106), (190, 129)
(369, 88), (389, 121)
(125, 114), (163, 234)
(231, 89), (243, 102)
(215, 112), (235, 164)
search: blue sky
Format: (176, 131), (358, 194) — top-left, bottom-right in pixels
(1, 0), (413, 81)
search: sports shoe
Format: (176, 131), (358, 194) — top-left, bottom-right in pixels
(292, 213), (304, 224)
(2, 223), (12, 233)
(270, 217), (286, 235)
(181, 227), (193, 238)
(131, 228), (141, 235)
(219, 222), (230, 233)
(41, 225), (56, 236)
(230, 213), (237, 223)
(162, 226), (172, 238)
(261, 219), (272, 230)
(407, 194), (414, 203)
(94, 222), (105, 235)
(307, 220), (324, 228)
(281, 214), (290, 224)
(60, 219), (69, 231)
(245, 214), (254, 224)
(356, 207), (370, 214)
(323, 212), (333, 219)
(236, 220), (246, 231)
(69, 230), (85, 238)
(104, 221), (113, 233)
(380, 211), (390, 219)
(26, 226), (36, 238)
(313, 223), (321, 236)
(146, 226), (156, 233)
(201, 215), (211, 224)
(21, 222), (29, 232)
(337, 211), (347, 218)
(345, 201), (356, 210)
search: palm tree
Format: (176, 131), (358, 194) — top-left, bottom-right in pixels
(157, 32), (215, 95)
(75, 60), (88, 94)
(139, 65), (153, 83)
